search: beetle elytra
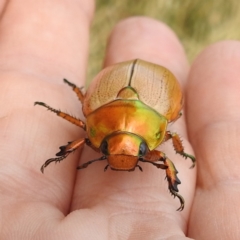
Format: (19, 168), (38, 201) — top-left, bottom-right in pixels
(35, 59), (195, 211)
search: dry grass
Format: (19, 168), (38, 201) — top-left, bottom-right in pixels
(87, 0), (240, 82)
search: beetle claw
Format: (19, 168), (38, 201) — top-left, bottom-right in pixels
(169, 189), (185, 211)
(181, 152), (196, 168)
(40, 155), (68, 173)
(136, 165), (143, 171)
(104, 164), (109, 171)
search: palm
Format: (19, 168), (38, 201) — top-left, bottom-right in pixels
(1, 1), (240, 240)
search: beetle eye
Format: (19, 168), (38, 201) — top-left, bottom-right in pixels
(100, 140), (109, 155)
(139, 142), (147, 156)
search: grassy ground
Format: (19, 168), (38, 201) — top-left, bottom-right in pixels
(87, 0), (240, 82)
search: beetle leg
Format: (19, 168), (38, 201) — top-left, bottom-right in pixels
(142, 150), (184, 211)
(34, 101), (86, 130)
(139, 158), (167, 170)
(104, 164), (109, 171)
(40, 139), (85, 173)
(85, 138), (101, 153)
(77, 156), (107, 170)
(165, 131), (196, 168)
(63, 78), (85, 103)
(164, 157), (185, 211)
(135, 165), (143, 171)
(123, 164), (143, 172)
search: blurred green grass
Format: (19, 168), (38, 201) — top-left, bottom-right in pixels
(87, 0), (240, 82)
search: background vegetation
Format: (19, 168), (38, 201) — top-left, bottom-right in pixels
(87, 0), (240, 82)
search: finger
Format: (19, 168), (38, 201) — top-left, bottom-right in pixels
(187, 41), (240, 238)
(72, 17), (196, 238)
(0, 0), (93, 82)
(0, 0), (94, 228)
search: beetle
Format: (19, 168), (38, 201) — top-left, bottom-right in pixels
(35, 59), (195, 211)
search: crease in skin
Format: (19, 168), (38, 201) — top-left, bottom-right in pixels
(78, 0), (95, 22)
(0, 0), (95, 83)
(193, 119), (240, 189)
(0, 55), (72, 81)
(108, 210), (186, 239)
(0, 1), (8, 20)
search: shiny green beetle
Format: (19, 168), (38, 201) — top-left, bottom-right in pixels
(35, 59), (195, 211)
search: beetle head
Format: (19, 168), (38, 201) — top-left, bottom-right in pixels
(100, 132), (148, 171)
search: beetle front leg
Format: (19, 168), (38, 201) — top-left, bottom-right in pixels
(143, 150), (184, 211)
(164, 157), (184, 211)
(34, 101), (86, 130)
(41, 138), (86, 173)
(165, 131), (196, 168)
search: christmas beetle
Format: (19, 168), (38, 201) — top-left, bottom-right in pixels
(35, 59), (195, 211)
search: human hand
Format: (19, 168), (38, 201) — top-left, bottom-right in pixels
(1, 1), (240, 239)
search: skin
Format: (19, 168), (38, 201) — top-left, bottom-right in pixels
(0, 1), (240, 239)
